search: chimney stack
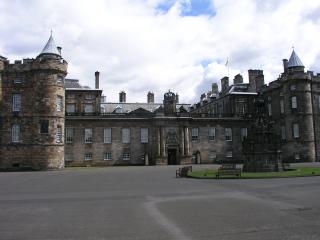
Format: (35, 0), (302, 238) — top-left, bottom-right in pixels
(233, 74), (243, 84)
(283, 59), (288, 73)
(221, 76), (229, 94)
(147, 92), (154, 103)
(248, 69), (264, 92)
(175, 93), (179, 103)
(119, 91), (126, 103)
(57, 46), (62, 55)
(95, 71), (100, 89)
(211, 83), (219, 94)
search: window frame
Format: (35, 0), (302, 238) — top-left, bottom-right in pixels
(291, 96), (297, 109)
(12, 94), (22, 112)
(225, 128), (232, 141)
(12, 124), (20, 143)
(56, 126), (62, 143)
(40, 120), (49, 134)
(84, 128), (93, 143)
(104, 128), (112, 144)
(65, 128), (74, 143)
(122, 152), (131, 161)
(104, 152), (112, 161)
(191, 128), (199, 141)
(140, 128), (149, 143)
(56, 95), (63, 112)
(84, 153), (93, 161)
(293, 123), (300, 138)
(122, 128), (131, 144)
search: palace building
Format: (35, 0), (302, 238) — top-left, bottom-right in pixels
(0, 34), (319, 170)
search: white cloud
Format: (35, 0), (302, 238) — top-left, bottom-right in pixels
(1, 0), (320, 103)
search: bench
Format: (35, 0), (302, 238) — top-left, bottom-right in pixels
(216, 164), (241, 179)
(176, 166), (192, 178)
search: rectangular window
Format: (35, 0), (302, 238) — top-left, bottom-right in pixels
(208, 128), (215, 141)
(84, 104), (93, 113)
(65, 153), (73, 162)
(122, 128), (130, 143)
(141, 128), (148, 143)
(56, 126), (62, 143)
(225, 128), (232, 141)
(241, 128), (247, 140)
(280, 99), (284, 114)
(293, 123), (300, 138)
(104, 152), (112, 161)
(290, 84), (296, 91)
(40, 120), (49, 134)
(66, 128), (73, 143)
(123, 153), (131, 161)
(226, 151), (233, 158)
(12, 94), (21, 112)
(281, 126), (286, 140)
(85, 93), (94, 100)
(268, 103), (272, 116)
(14, 78), (22, 84)
(57, 76), (64, 83)
(84, 153), (92, 161)
(209, 151), (217, 161)
(56, 96), (63, 112)
(104, 128), (112, 143)
(191, 128), (199, 141)
(85, 128), (93, 143)
(291, 96), (297, 109)
(12, 124), (20, 142)
(66, 104), (76, 113)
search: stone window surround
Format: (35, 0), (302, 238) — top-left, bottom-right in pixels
(12, 124), (20, 143)
(12, 93), (21, 112)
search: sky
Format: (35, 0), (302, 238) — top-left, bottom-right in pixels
(1, 0), (320, 103)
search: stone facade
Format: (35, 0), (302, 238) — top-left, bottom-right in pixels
(0, 36), (319, 170)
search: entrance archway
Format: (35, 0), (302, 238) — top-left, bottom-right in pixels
(167, 148), (178, 165)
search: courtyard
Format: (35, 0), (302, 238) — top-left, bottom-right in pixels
(0, 164), (320, 240)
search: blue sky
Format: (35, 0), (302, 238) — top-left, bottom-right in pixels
(157, 0), (215, 16)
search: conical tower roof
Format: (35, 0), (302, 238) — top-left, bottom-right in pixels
(287, 49), (304, 68)
(39, 32), (60, 56)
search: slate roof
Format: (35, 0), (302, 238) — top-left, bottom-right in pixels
(101, 103), (191, 113)
(287, 50), (304, 68)
(65, 79), (92, 90)
(39, 33), (60, 56)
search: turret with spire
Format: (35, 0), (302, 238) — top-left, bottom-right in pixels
(286, 49), (305, 73)
(37, 31), (62, 59)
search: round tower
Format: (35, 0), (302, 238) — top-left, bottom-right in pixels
(0, 33), (68, 170)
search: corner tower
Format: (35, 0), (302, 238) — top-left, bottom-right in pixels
(0, 33), (68, 170)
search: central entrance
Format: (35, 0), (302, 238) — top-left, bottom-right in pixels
(167, 148), (178, 165)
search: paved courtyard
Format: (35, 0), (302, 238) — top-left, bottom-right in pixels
(0, 164), (320, 240)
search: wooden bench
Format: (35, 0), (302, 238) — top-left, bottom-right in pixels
(216, 164), (241, 179)
(176, 166), (192, 178)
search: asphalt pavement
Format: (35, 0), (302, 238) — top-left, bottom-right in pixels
(0, 164), (320, 240)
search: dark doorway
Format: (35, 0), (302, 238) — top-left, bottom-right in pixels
(168, 149), (178, 165)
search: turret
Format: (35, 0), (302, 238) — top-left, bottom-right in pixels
(0, 33), (68, 170)
(163, 90), (177, 115)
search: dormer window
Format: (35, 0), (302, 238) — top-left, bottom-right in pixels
(115, 105), (123, 113)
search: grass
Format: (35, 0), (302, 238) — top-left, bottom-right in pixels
(188, 167), (320, 179)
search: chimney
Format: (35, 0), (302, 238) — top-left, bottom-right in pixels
(221, 76), (229, 94)
(147, 92), (154, 103)
(200, 93), (206, 101)
(233, 74), (243, 84)
(175, 93), (179, 103)
(119, 91), (126, 103)
(57, 46), (62, 55)
(211, 83), (219, 94)
(248, 69), (264, 92)
(283, 59), (288, 73)
(95, 71), (100, 89)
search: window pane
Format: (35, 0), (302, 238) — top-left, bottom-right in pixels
(208, 128), (215, 141)
(123, 153), (130, 161)
(141, 128), (148, 143)
(85, 128), (93, 143)
(66, 104), (76, 113)
(191, 128), (199, 141)
(268, 103), (272, 116)
(225, 128), (232, 141)
(104, 153), (112, 161)
(84, 153), (92, 161)
(291, 96), (297, 109)
(56, 127), (62, 143)
(12, 124), (20, 142)
(12, 94), (21, 112)
(57, 96), (63, 112)
(84, 104), (93, 113)
(40, 120), (49, 134)
(241, 128), (247, 140)
(281, 126), (286, 140)
(104, 128), (112, 143)
(122, 128), (130, 143)
(280, 99), (284, 114)
(66, 128), (73, 143)
(293, 123), (299, 138)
